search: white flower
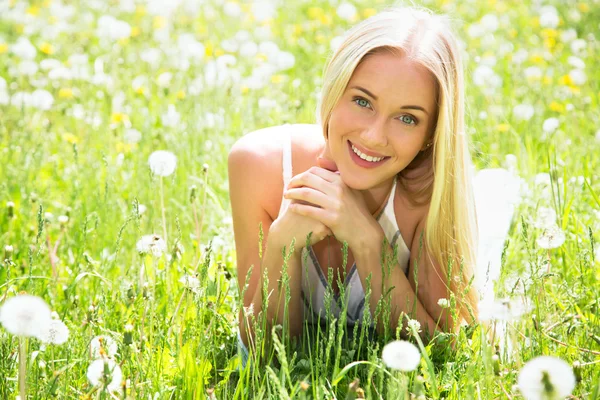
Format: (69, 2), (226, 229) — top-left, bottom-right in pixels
(567, 56), (585, 69)
(223, 2), (242, 17)
(136, 234), (167, 257)
(472, 65), (502, 93)
(560, 28), (578, 43)
(140, 48), (162, 65)
(0, 295), (52, 337)
(524, 66), (542, 80)
(568, 69), (587, 86)
(11, 37), (37, 60)
(37, 319), (69, 345)
(513, 104), (535, 121)
(539, 5), (559, 28)
(478, 298), (529, 322)
(124, 129), (142, 144)
(542, 118), (559, 134)
(28, 89), (54, 111)
(407, 319), (421, 334)
(239, 41), (258, 57)
(512, 49), (528, 64)
(534, 207), (556, 229)
(480, 14), (499, 32)
(90, 335), (118, 359)
(156, 72), (172, 88)
(518, 356), (576, 400)
(570, 39), (587, 56)
(97, 15), (131, 41)
(177, 34), (205, 61)
(87, 359), (123, 393)
(536, 225), (566, 249)
(161, 105), (180, 127)
(251, 1), (276, 22)
(381, 340), (421, 372)
(179, 275), (200, 294)
(148, 150), (177, 177)
(336, 3), (357, 21)
(437, 298), (450, 308)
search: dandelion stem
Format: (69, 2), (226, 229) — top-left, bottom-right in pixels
(18, 337), (27, 400)
(192, 200), (201, 263)
(167, 290), (186, 339)
(159, 176), (168, 246)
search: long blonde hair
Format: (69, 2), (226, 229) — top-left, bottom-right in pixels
(316, 6), (479, 323)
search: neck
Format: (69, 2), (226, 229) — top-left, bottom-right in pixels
(361, 177), (396, 217)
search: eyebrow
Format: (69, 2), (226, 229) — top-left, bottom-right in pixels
(350, 85), (429, 115)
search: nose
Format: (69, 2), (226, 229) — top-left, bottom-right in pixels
(360, 118), (388, 148)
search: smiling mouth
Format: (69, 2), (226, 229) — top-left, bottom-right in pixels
(347, 141), (390, 167)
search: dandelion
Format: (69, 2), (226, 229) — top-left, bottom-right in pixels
(179, 274), (200, 294)
(37, 319), (69, 345)
(90, 335), (118, 359)
(381, 340), (421, 372)
(542, 118), (559, 134)
(536, 225), (566, 249)
(136, 234), (167, 257)
(518, 356), (576, 400)
(513, 104), (535, 121)
(478, 298), (529, 322)
(437, 298), (450, 308)
(87, 358), (123, 393)
(406, 319), (421, 334)
(336, 3), (357, 22)
(0, 295), (52, 337)
(534, 207), (556, 229)
(539, 5), (559, 28)
(148, 150), (177, 177)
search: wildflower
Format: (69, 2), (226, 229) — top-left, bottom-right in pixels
(161, 105), (180, 127)
(518, 356), (576, 400)
(534, 207), (556, 229)
(136, 234), (167, 257)
(87, 359), (123, 393)
(513, 104), (535, 121)
(536, 225), (566, 249)
(96, 15), (131, 41)
(336, 3), (357, 22)
(37, 319), (69, 345)
(11, 37), (37, 60)
(179, 275), (200, 294)
(0, 295), (52, 337)
(29, 89), (54, 111)
(539, 5), (559, 28)
(148, 150), (177, 177)
(124, 129), (142, 144)
(90, 335), (118, 359)
(156, 72), (172, 88)
(381, 340), (421, 372)
(542, 118), (559, 134)
(568, 69), (586, 85)
(437, 298), (450, 308)
(406, 319), (421, 334)
(58, 215), (69, 226)
(478, 298), (529, 322)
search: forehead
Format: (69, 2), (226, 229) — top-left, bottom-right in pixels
(348, 51), (438, 110)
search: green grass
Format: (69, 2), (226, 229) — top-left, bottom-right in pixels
(1, 0), (600, 398)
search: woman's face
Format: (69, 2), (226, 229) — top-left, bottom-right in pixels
(327, 51), (438, 191)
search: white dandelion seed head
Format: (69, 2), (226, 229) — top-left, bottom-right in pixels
(148, 150), (177, 177)
(37, 319), (69, 345)
(536, 225), (566, 249)
(336, 2), (357, 22)
(534, 207), (557, 229)
(90, 335), (118, 359)
(542, 118), (560, 134)
(518, 356), (576, 400)
(87, 358), (123, 393)
(513, 104), (535, 121)
(478, 298), (530, 322)
(406, 319), (421, 334)
(568, 69), (587, 86)
(437, 298), (450, 308)
(539, 5), (559, 29)
(381, 340), (421, 372)
(0, 295), (52, 337)
(179, 275), (200, 294)
(136, 234), (167, 257)
(124, 128), (142, 144)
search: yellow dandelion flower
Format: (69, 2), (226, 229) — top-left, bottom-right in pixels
(42, 0), (52, 7)
(135, 5), (146, 16)
(319, 14), (332, 26)
(308, 7), (324, 20)
(509, 29), (518, 38)
(205, 42), (213, 57)
(541, 28), (558, 38)
(241, 86), (249, 95)
(0, 43), (8, 54)
(62, 133), (79, 144)
(116, 142), (133, 153)
(569, 86), (580, 94)
(58, 88), (73, 99)
(558, 75), (572, 85)
(271, 75), (284, 84)
(487, 0), (497, 5)
(111, 113), (129, 124)
(176, 90), (186, 99)
(293, 24), (303, 36)
(544, 37), (556, 50)
(26, 6), (40, 16)
(530, 17), (540, 28)
(153, 16), (166, 29)
(496, 123), (510, 132)
(362, 8), (377, 18)
(131, 26), (141, 37)
(39, 43), (55, 55)
(529, 55), (545, 64)
(577, 3), (589, 12)
(549, 101), (565, 113)
(135, 86), (146, 95)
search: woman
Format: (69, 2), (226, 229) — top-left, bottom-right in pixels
(229, 6), (481, 365)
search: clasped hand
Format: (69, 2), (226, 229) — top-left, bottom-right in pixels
(283, 157), (378, 251)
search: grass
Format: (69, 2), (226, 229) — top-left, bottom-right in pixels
(0, 0), (599, 398)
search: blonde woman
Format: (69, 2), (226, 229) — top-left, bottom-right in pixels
(229, 6), (517, 365)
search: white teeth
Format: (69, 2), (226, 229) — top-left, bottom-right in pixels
(351, 144), (385, 162)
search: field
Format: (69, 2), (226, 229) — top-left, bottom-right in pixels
(1, 0), (599, 398)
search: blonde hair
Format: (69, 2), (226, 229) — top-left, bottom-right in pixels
(316, 6), (479, 324)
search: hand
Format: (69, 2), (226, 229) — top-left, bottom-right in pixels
(282, 150), (378, 250)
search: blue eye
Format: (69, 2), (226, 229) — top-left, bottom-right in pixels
(353, 97), (371, 109)
(399, 115), (417, 125)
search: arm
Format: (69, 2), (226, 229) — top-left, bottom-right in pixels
(353, 216), (454, 339)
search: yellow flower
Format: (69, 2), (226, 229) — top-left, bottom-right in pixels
(271, 75), (284, 84)
(153, 16), (166, 29)
(509, 29), (518, 38)
(135, 86), (146, 95)
(558, 75), (572, 86)
(58, 88), (73, 99)
(569, 86), (580, 94)
(131, 26), (141, 37)
(529, 54), (545, 64)
(578, 3), (589, 12)
(496, 123), (510, 132)
(0, 43), (8, 54)
(292, 24), (303, 36)
(308, 7), (324, 20)
(205, 42), (213, 57)
(62, 133), (79, 144)
(176, 90), (186, 99)
(319, 14), (332, 26)
(544, 37), (556, 50)
(117, 38), (129, 46)
(530, 17), (540, 28)
(495, 2), (507, 12)
(241, 86), (249, 95)
(40, 43), (54, 55)
(362, 8), (377, 18)
(26, 6), (40, 16)
(42, 0), (52, 7)
(215, 48), (224, 57)
(549, 101), (565, 113)
(111, 113), (129, 124)
(116, 142), (133, 153)
(135, 5), (146, 16)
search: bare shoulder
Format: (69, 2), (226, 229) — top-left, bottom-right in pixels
(229, 123), (324, 220)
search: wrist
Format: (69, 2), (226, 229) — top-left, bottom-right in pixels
(353, 223), (385, 258)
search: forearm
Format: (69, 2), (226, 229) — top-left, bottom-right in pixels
(353, 228), (437, 338)
(242, 235), (304, 347)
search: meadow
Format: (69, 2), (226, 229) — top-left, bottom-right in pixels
(0, 0), (599, 398)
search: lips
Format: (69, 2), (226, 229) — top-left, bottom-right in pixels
(349, 140), (387, 158)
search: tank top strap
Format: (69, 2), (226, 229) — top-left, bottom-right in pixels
(279, 126), (293, 215)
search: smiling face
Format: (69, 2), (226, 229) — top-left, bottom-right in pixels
(327, 50), (438, 191)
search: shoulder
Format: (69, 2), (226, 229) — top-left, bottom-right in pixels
(228, 123), (324, 219)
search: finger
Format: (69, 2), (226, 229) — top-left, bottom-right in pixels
(287, 167), (340, 192)
(284, 187), (330, 209)
(288, 202), (331, 226)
